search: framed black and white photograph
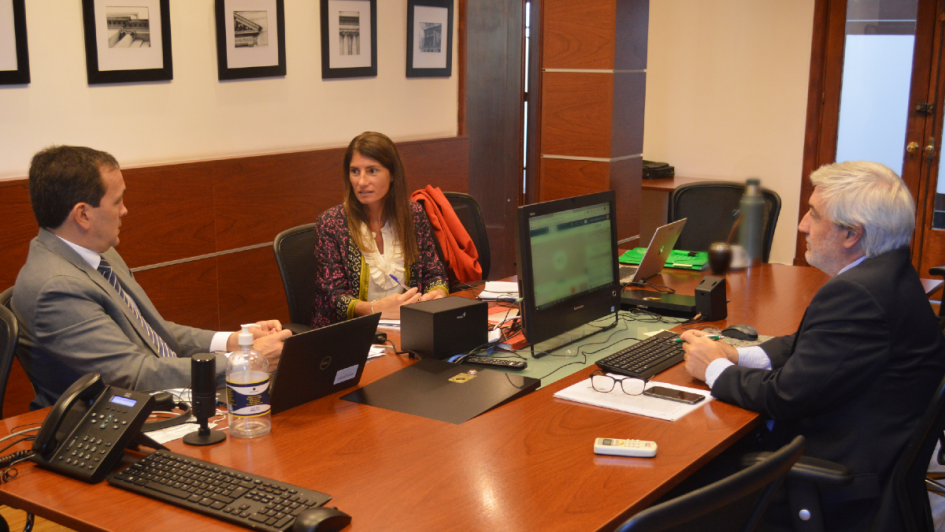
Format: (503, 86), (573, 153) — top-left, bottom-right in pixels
(81, 0), (173, 84)
(215, 0), (286, 80)
(0, 0), (29, 85)
(319, 0), (377, 79)
(406, 0), (452, 78)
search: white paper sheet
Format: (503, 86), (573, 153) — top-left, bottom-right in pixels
(553, 378), (712, 422)
(478, 281), (519, 301)
(368, 345), (387, 359)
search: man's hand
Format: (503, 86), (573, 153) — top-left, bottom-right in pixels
(253, 329), (292, 369)
(225, 320), (285, 351)
(419, 289), (447, 302)
(680, 330), (738, 382)
(251, 320), (283, 335)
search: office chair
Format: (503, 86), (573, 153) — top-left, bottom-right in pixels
(0, 289), (18, 418)
(929, 267), (945, 327)
(272, 224), (318, 334)
(926, 269), (945, 503)
(669, 181), (781, 263)
(614, 435), (805, 532)
(0, 288), (29, 532)
(749, 373), (945, 532)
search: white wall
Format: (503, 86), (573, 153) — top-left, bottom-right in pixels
(0, 0), (458, 179)
(644, 0), (815, 265)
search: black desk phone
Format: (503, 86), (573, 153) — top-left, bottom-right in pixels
(31, 373), (162, 483)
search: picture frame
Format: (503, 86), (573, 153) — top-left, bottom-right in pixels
(0, 0), (30, 85)
(406, 0), (452, 78)
(319, 0), (377, 79)
(81, 0), (173, 85)
(215, 0), (286, 80)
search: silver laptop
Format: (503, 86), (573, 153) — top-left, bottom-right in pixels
(619, 218), (688, 284)
(269, 312), (381, 415)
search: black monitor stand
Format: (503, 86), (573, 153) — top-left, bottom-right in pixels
(529, 307), (620, 358)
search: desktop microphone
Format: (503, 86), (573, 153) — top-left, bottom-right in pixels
(183, 353), (226, 446)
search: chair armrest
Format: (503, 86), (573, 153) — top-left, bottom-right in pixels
(284, 322), (313, 335)
(930, 266), (945, 278)
(938, 433), (945, 465)
(742, 453), (853, 486)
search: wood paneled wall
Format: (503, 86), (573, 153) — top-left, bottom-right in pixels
(0, 136), (469, 417)
(465, 0), (524, 279)
(537, 0), (648, 246)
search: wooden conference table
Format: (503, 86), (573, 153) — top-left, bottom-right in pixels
(0, 264), (871, 531)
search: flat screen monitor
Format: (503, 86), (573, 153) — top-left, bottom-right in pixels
(515, 191), (621, 348)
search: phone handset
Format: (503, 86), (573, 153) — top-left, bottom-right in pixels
(32, 373), (104, 456)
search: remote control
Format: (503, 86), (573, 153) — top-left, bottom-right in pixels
(463, 356), (527, 370)
(593, 438), (658, 457)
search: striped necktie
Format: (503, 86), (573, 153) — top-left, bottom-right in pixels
(97, 257), (177, 358)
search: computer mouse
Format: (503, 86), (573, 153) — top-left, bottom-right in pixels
(722, 324), (758, 341)
(292, 507), (352, 532)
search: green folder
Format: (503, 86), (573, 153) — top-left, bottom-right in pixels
(618, 248), (709, 271)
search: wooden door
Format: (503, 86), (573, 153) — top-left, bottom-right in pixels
(799, 0), (944, 274)
(913, 0), (945, 276)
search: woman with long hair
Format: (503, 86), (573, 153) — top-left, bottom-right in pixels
(310, 132), (448, 328)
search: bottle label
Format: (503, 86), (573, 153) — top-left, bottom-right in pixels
(226, 376), (271, 417)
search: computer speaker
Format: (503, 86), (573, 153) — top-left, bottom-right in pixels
(695, 276), (727, 322)
(401, 296), (488, 360)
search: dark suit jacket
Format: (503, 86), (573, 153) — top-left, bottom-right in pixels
(712, 247), (945, 530)
(11, 229), (228, 409)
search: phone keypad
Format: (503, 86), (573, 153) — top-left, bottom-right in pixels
(42, 388), (152, 482)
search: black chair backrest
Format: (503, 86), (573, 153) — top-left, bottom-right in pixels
(615, 435), (805, 532)
(670, 181), (781, 263)
(0, 288), (18, 417)
(272, 223), (319, 327)
(872, 374), (945, 531)
(419, 192), (491, 285)
(442, 192), (491, 281)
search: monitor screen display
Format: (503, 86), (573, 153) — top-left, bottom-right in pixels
(527, 202), (614, 309)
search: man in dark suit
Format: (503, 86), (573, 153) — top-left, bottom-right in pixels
(681, 161), (945, 530)
(12, 146), (292, 409)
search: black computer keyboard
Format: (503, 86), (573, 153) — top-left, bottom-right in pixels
(108, 450), (332, 532)
(596, 330), (683, 379)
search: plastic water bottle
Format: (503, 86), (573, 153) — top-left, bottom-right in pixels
(226, 324), (271, 438)
(738, 178), (765, 267)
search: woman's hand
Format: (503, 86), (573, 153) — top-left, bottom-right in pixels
(373, 287), (422, 319)
(419, 289), (447, 302)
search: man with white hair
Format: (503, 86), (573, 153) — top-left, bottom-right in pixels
(681, 161), (945, 530)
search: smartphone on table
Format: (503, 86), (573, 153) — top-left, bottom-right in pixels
(643, 386), (705, 405)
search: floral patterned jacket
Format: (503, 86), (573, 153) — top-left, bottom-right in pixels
(310, 202), (449, 328)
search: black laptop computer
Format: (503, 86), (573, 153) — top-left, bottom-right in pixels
(269, 312), (381, 415)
